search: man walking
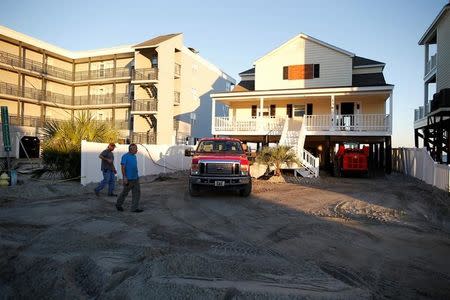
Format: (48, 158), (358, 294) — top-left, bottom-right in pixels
(94, 142), (117, 196)
(116, 144), (143, 213)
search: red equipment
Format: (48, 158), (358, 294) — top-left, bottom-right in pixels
(335, 145), (369, 176)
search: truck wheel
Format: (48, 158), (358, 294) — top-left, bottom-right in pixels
(239, 181), (252, 197)
(189, 182), (200, 196)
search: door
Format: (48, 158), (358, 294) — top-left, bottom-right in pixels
(340, 102), (355, 130)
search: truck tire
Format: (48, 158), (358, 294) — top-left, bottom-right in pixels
(189, 182), (200, 197)
(239, 181), (252, 197)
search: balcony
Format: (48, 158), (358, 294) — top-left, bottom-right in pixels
(0, 82), (44, 101)
(214, 116), (285, 135)
(74, 67), (131, 81)
(174, 91), (180, 105)
(425, 54), (437, 78)
(132, 132), (156, 144)
(131, 99), (158, 113)
(174, 63), (181, 78)
(132, 68), (158, 81)
(74, 93), (130, 106)
(213, 114), (391, 135)
(114, 119), (129, 130)
(45, 91), (72, 105)
(2, 114), (42, 128)
(0, 50), (43, 73)
(46, 65), (73, 81)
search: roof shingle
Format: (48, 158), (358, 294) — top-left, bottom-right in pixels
(133, 33), (181, 48)
(352, 73), (387, 87)
(353, 56), (385, 67)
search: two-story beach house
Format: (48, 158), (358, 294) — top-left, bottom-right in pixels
(211, 34), (394, 176)
(414, 3), (450, 163)
(0, 25), (234, 157)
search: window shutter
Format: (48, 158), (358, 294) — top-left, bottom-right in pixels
(251, 105), (257, 117)
(314, 64), (320, 78)
(270, 104), (276, 117)
(283, 66), (288, 79)
(286, 104), (292, 118)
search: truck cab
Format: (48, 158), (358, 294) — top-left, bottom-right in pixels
(185, 138), (252, 197)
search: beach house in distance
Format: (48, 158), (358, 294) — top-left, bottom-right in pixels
(0, 25), (235, 158)
(211, 34), (394, 177)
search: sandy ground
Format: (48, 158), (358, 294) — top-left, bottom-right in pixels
(0, 171), (450, 299)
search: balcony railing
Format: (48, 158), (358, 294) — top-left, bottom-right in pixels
(0, 50), (43, 73)
(132, 132), (156, 144)
(174, 63), (181, 77)
(74, 93), (130, 106)
(305, 114), (391, 132)
(131, 99), (158, 112)
(132, 68), (158, 81)
(114, 120), (129, 130)
(45, 91), (72, 105)
(0, 114), (42, 128)
(74, 67), (131, 81)
(46, 65), (73, 80)
(425, 54), (437, 76)
(0, 82), (45, 101)
(214, 114), (390, 134)
(214, 116), (285, 133)
(174, 91), (180, 105)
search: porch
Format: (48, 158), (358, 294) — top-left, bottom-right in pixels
(213, 113), (391, 137)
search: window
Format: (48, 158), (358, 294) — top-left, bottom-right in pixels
(314, 64), (320, 78)
(293, 104), (306, 117)
(151, 56), (158, 68)
(270, 105), (276, 117)
(251, 105), (257, 118)
(286, 104), (293, 118)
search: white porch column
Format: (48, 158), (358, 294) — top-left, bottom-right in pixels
(330, 95), (335, 131)
(259, 97), (264, 132)
(389, 90), (393, 134)
(211, 98), (216, 136)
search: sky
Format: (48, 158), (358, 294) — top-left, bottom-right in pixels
(0, 0), (447, 147)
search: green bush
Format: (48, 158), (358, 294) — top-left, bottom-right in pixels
(40, 112), (119, 179)
(256, 145), (299, 176)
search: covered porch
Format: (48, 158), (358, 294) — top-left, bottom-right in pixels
(211, 86), (394, 138)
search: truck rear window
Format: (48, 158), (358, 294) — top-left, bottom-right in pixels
(197, 140), (243, 154)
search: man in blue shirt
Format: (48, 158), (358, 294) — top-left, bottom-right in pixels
(115, 144), (143, 213)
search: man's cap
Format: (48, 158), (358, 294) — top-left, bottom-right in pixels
(108, 143), (116, 147)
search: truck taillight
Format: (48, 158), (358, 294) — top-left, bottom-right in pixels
(191, 163), (199, 175)
(241, 163), (249, 175)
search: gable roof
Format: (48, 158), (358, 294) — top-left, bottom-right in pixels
(254, 33), (354, 64)
(238, 67), (255, 76)
(352, 73), (388, 87)
(232, 80), (255, 92)
(133, 33), (181, 48)
(419, 3), (450, 45)
(353, 56), (385, 68)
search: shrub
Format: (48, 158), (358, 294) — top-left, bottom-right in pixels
(256, 145), (299, 176)
(40, 112), (119, 179)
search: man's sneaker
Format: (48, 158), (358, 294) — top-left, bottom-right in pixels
(108, 193), (118, 197)
(132, 209), (144, 213)
(115, 205), (124, 212)
(94, 189), (100, 197)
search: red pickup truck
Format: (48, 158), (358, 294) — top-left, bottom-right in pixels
(185, 138), (252, 197)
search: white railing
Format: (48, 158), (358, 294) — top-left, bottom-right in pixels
(214, 117), (285, 133)
(393, 147), (450, 192)
(305, 114), (390, 132)
(301, 149), (320, 177)
(425, 54), (437, 76)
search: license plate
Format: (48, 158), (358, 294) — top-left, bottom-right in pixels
(214, 181), (225, 187)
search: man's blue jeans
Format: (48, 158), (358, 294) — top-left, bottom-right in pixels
(95, 169), (115, 195)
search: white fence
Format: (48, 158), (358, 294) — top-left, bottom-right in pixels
(393, 147), (450, 192)
(81, 140), (193, 186)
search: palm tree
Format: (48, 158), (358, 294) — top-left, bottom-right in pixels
(40, 112), (119, 179)
(256, 145), (299, 176)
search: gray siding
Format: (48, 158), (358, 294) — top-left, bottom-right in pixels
(437, 12), (450, 92)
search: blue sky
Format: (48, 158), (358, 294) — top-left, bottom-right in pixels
(0, 0), (447, 147)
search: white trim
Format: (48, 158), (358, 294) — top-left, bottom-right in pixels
(418, 4), (450, 45)
(0, 25), (133, 59)
(253, 33), (354, 64)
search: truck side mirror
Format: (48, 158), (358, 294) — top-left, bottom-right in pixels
(184, 148), (194, 156)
